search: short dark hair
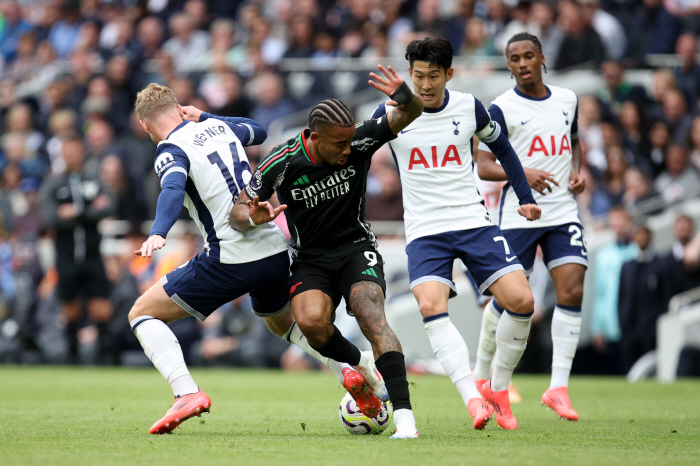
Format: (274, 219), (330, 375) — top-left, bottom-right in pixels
(405, 37), (453, 71)
(308, 98), (354, 131)
(506, 32), (543, 55)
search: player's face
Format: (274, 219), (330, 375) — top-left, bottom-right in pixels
(313, 125), (356, 165)
(409, 61), (453, 109)
(507, 40), (544, 88)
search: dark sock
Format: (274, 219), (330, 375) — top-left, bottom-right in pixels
(96, 322), (115, 365)
(66, 321), (80, 363)
(311, 325), (362, 366)
(376, 351), (412, 410)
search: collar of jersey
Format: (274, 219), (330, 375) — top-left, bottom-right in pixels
(300, 129), (316, 163)
(423, 89), (450, 113)
(514, 85), (552, 101)
(166, 120), (191, 140)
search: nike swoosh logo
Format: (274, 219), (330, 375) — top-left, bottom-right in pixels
(513, 337), (527, 341)
(520, 118), (533, 125)
(400, 128), (416, 134)
(506, 256), (517, 262)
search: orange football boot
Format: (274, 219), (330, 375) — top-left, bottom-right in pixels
(149, 389), (211, 434)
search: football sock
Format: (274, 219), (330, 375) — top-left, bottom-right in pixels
(375, 351), (412, 411)
(473, 299), (503, 380)
(423, 313), (481, 403)
(66, 320), (80, 362)
(96, 322), (115, 365)
(550, 304), (582, 389)
(492, 309), (532, 392)
(131, 315), (198, 397)
(284, 321), (350, 384)
(310, 324), (362, 367)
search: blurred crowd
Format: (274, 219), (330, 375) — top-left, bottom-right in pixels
(1, 0), (700, 375)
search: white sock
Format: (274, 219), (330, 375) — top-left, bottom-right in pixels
(550, 306), (582, 389)
(131, 315), (198, 397)
(492, 310), (532, 392)
(393, 408), (418, 434)
(474, 300), (502, 380)
(284, 322), (350, 384)
(424, 314), (481, 404)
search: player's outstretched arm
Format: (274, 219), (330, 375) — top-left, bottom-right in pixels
(568, 137), (586, 194)
(180, 105), (267, 146)
(136, 172), (187, 257)
(478, 150), (559, 195)
(368, 65), (423, 135)
(229, 190), (286, 231)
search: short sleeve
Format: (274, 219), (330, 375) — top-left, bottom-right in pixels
(244, 145), (286, 202)
(154, 143), (190, 187)
(352, 114), (396, 154)
(371, 103), (388, 119)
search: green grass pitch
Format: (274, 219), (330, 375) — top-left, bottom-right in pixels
(1, 367), (699, 466)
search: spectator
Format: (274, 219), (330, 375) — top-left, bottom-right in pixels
(602, 145), (628, 205)
(625, 0), (680, 67)
(365, 147), (404, 221)
(554, 0), (606, 70)
(580, 0), (627, 60)
(618, 226), (665, 372)
(283, 15), (315, 59)
(672, 33), (700, 107)
(47, 0), (83, 59)
(646, 119), (672, 178)
(661, 88), (693, 145)
(623, 166), (661, 217)
(577, 165), (612, 227)
(162, 13), (210, 74)
(459, 17), (499, 63)
(661, 215), (700, 306)
(99, 155), (147, 224)
(590, 207), (638, 374)
(135, 16), (165, 64)
(249, 72), (297, 130)
(530, 1), (565, 69)
(619, 100), (649, 162)
(39, 135), (116, 364)
(249, 16), (286, 66)
(688, 116), (700, 171)
(577, 95), (606, 172)
(654, 143), (700, 205)
(597, 61), (649, 114)
(496, 1), (540, 54)
(0, 0), (33, 62)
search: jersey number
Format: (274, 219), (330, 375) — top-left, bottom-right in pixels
(569, 225), (587, 255)
(365, 251), (378, 266)
(207, 142), (251, 202)
(494, 236), (517, 262)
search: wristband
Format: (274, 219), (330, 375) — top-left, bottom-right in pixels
(249, 217), (259, 228)
(390, 81), (413, 106)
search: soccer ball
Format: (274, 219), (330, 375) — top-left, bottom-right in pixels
(338, 392), (392, 435)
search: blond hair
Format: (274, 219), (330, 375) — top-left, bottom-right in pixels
(134, 83), (179, 120)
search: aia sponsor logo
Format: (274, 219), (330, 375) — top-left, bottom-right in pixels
(408, 145), (461, 170)
(527, 135), (571, 157)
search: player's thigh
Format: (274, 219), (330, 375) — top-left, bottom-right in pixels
(340, 247), (387, 316)
(289, 262), (340, 328)
(129, 279), (191, 323)
(406, 232), (458, 295)
(248, 251), (292, 318)
(550, 263), (587, 306)
(412, 280), (451, 318)
(455, 225), (525, 297)
(487, 268), (534, 314)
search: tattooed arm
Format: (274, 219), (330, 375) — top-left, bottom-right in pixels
(349, 280), (403, 359)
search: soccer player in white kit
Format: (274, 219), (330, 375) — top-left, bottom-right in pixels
(126, 84), (362, 434)
(373, 38), (541, 430)
(476, 32), (587, 421)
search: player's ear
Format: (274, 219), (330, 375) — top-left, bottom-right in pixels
(446, 67), (454, 82)
(139, 119), (150, 134)
(310, 131), (320, 144)
(176, 105), (185, 120)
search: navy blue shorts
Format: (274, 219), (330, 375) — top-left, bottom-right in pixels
(406, 226), (524, 296)
(501, 222), (588, 274)
(161, 250), (291, 320)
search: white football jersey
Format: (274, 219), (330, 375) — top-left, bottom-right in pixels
(155, 119), (287, 264)
(480, 85), (580, 230)
(375, 90), (497, 244)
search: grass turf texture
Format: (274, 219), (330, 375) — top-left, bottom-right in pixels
(0, 368), (698, 466)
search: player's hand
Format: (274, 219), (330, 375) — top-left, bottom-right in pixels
(247, 195), (287, 225)
(524, 168), (559, 195)
(568, 172), (586, 194)
(517, 203), (541, 221)
(181, 105), (204, 122)
(368, 65), (405, 106)
(135, 234), (166, 258)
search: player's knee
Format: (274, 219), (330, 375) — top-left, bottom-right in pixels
(128, 297), (148, 323)
(417, 299), (443, 318)
(562, 283), (584, 306)
(510, 292), (535, 314)
(295, 312), (330, 343)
